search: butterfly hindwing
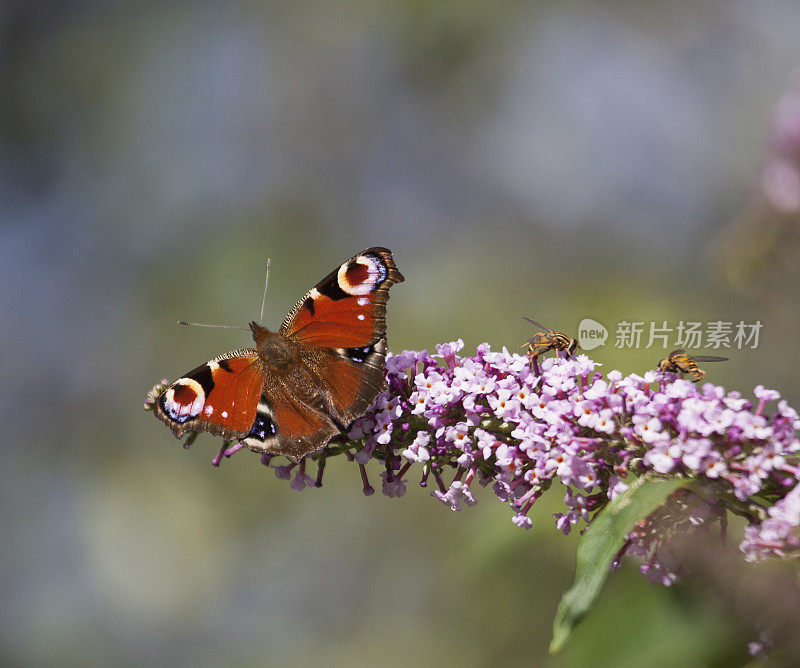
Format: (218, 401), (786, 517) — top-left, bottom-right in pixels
(299, 339), (389, 426)
(239, 376), (340, 460)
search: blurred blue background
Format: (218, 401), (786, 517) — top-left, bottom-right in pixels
(3, 1), (800, 665)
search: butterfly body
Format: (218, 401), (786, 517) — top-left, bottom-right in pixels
(153, 248), (403, 460)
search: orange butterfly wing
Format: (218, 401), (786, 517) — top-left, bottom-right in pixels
(279, 247), (403, 347)
(279, 247), (403, 427)
(153, 350), (262, 440)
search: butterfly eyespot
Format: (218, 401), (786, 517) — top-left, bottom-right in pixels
(335, 345), (375, 364)
(162, 379), (205, 421)
(336, 253), (387, 296)
(248, 412), (278, 441)
(173, 382), (198, 404)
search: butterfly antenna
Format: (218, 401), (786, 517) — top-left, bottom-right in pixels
(260, 258), (271, 324)
(177, 321), (250, 331)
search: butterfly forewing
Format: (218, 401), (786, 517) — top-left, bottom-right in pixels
(154, 350), (262, 440)
(279, 247), (404, 347)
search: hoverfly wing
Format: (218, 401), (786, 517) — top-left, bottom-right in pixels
(522, 316), (548, 331)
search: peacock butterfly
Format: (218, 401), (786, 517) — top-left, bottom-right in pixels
(152, 247), (404, 461)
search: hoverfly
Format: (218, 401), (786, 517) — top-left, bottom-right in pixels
(656, 349), (728, 382)
(521, 317), (579, 365)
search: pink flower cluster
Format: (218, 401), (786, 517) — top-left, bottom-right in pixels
(741, 483), (800, 562)
(337, 342), (800, 570)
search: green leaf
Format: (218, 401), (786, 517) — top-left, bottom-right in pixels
(550, 477), (686, 655)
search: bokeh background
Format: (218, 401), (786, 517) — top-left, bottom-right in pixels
(4, 1), (800, 665)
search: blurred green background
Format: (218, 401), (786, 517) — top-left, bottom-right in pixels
(4, 1), (800, 665)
